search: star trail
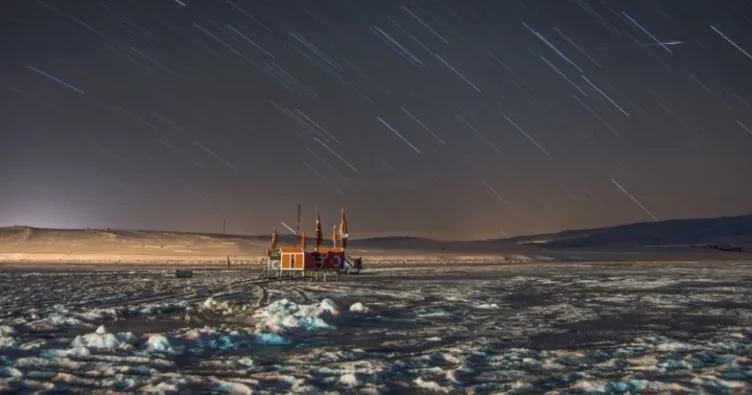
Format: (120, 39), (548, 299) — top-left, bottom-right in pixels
(1, 0), (751, 240)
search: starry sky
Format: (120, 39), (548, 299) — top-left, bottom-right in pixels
(1, 0), (752, 240)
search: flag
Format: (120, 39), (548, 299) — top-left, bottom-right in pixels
(270, 227), (278, 250)
(315, 210), (322, 251)
(339, 208), (349, 249)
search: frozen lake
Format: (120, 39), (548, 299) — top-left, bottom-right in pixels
(1, 261), (751, 394)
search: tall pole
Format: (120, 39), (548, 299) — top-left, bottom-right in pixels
(296, 204), (301, 236)
(222, 218), (226, 234)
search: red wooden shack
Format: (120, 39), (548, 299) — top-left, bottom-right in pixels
(267, 209), (350, 279)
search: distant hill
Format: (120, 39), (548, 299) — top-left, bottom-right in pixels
(1, 212), (750, 257)
(0, 226), (268, 256)
(0, 226), (519, 256)
(496, 213), (752, 250)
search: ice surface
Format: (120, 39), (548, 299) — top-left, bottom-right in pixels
(1, 263), (751, 393)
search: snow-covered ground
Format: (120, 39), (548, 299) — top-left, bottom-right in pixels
(1, 261), (752, 394)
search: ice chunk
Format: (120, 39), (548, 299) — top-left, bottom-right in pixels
(319, 298), (340, 315)
(79, 308), (119, 320)
(41, 346), (92, 358)
(215, 381), (253, 394)
(237, 357), (255, 368)
(19, 339), (47, 351)
(658, 359), (693, 370)
(45, 313), (86, 326)
(80, 301), (189, 321)
(349, 302), (370, 313)
(201, 297), (232, 312)
(255, 332), (290, 345)
(135, 300), (189, 315)
(141, 382), (180, 393)
(0, 337), (19, 351)
(157, 326), (257, 354)
(655, 340), (699, 352)
(217, 334), (239, 351)
(0, 326), (18, 350)
(624, 379), (648, 392)
(570, 379), (606, 393)
(0, 366), (23, 378)
(339, 372), (360, 387)
(146, 334), (174, 354)
(416, 309), (449, 318)
(71, 325), (137, 351)
(253, 299), (340, 333)
(202, 297), (217, 310)
(414, 377), (449, 393)
(605, 381), (630, 394)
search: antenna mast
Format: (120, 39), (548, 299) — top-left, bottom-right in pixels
(296, 204), (301, 236)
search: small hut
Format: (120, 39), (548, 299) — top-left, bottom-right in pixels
(265, 209), (358, 279)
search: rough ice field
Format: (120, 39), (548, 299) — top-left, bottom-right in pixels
(1, 261), (752, 394)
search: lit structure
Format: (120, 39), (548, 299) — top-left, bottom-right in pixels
(266, 209), (361, 280)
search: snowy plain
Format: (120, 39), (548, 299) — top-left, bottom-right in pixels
(1, 261), (752, 394)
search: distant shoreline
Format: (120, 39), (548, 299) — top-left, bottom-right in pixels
(0, 252), (541, 268)
(1, 252), (751, 272)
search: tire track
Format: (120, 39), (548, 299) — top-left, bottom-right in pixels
(254, 282), (269, 309)
(286, 284), (315, 304)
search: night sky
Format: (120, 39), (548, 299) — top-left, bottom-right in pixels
(2, 0), (752, 240)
